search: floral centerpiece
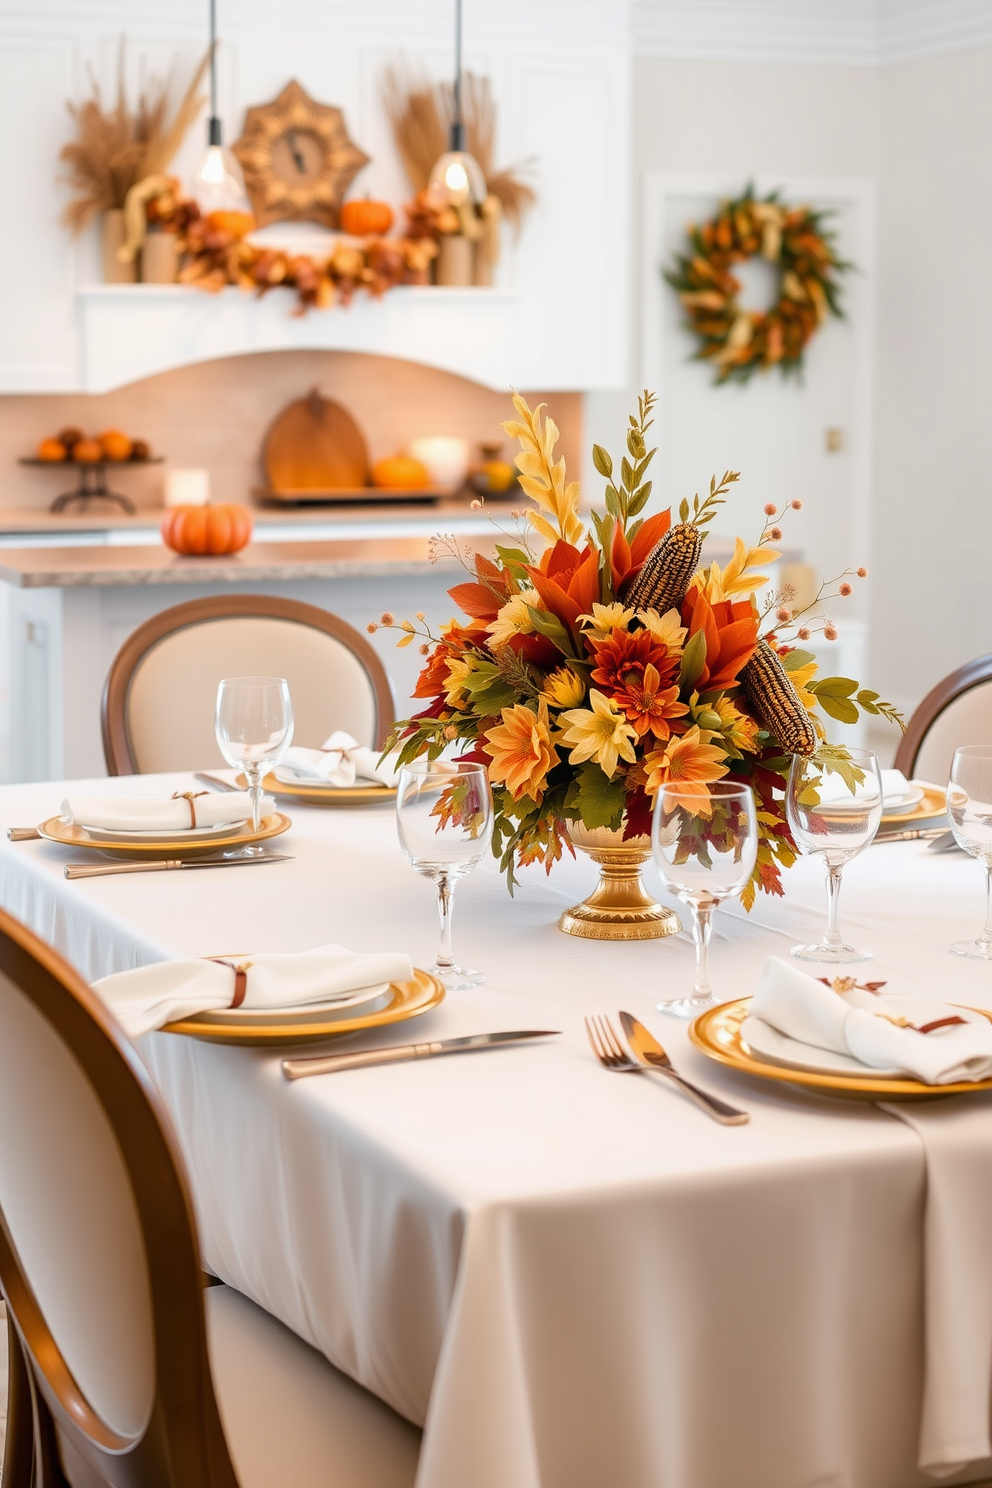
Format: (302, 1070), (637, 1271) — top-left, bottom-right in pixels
(378, 392), (902, 930)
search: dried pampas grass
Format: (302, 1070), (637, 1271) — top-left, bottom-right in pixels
(381, 65), (536, 232)
(60, 40), (210, 234)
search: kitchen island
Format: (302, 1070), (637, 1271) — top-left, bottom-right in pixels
(0, 532), (475, 782)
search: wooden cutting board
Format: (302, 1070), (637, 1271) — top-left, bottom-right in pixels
(262, 390), (370, 491)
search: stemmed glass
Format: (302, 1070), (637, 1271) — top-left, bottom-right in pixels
(651, 781), (758, 1018)
(786, 747), (883, 963)
(215, 677), (294, 843)
(947, 745), (992, 959)
(396, 760), (493, 989)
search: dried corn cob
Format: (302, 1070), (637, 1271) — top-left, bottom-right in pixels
(739, 639), (817, 757)
(622, 522), (702, 613)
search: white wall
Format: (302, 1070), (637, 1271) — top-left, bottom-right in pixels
(873, 45), (992, 713)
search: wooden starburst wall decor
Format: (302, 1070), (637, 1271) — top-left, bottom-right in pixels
(232, 80), (370, 229)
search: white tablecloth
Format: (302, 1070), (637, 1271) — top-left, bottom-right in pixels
(1, 773), (991, 1488)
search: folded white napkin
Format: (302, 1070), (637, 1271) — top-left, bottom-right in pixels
(61, 792), (275, 833)
(277, 731), (401, 788)
(92, 944), (414, 1039)
(750, 957), (992, 1085)
(881, 1095), (992, 1478)
(881, 767), (910, 802)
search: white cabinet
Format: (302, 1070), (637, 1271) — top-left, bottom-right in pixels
(0, 1), (632, 394)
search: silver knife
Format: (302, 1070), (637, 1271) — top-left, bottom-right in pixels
(65, 852), (293, 879)
(927, 830), (964, 854)
(282, 1028), (560, 1080)
(193, 772), (243, 793)
(618, 1011), (749, 1125)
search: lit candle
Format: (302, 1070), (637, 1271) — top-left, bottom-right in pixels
(164, 469), (210, 507)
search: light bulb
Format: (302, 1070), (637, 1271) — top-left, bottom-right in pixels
(427, 149), (486, 208)
(192, 119), (254, 229)
(199, 145), (228, 187)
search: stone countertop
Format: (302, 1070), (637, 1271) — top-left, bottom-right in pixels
(0, 538), (471, 589)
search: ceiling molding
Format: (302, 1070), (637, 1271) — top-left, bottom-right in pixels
(632, 0), (992, 65)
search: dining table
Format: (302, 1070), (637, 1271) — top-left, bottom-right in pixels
(1, 770), (991, 1488)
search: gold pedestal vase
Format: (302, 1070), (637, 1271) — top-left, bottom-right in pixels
(558, 822), (682, 942)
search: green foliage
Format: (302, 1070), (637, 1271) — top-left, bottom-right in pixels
(678, 627), (708, 690)
(781, 648), (815, 672)
(596, 391), (658, 538)
(678, 470), (740, 535)
(563, 763), (627, 831)
(814, 742), (866, 793)
(808, 676), (906, 732)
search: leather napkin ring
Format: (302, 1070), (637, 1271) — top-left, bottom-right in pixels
(172, 790), (209, 828)
(207, 957), (253, 1008)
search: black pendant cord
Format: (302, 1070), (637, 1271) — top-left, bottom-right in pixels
(208, 0), (221, 146)
(450, 0), (464, 153)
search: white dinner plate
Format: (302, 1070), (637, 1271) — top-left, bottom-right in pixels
(82, 819), (245, 844)
(741, 997), (989, 1080)
(186, 981), (392, 1029)
(881, 785), (925, 816)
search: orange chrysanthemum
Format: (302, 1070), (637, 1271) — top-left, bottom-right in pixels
(642, 726), (728, 816)
(590, 627), (687, 740)
(484, 699), (558, 803)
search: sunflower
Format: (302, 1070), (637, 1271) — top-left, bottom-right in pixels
(541, 666), (587, 709)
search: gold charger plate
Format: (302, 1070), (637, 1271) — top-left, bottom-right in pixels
(162, 967), (444, 1046)
(689, 996), (992, 1102)
(880, 783), (945, 827)
(256, 772), (397, 807)
(39, 813), (291, 861)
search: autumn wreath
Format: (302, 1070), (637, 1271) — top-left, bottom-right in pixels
(665, 185), (849, 385)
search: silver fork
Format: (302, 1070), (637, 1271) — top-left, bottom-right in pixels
(583, 1014), (749, 1126)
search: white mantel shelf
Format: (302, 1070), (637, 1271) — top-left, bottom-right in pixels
(76, 284), (517, 394)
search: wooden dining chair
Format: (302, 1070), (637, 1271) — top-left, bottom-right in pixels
(102, 594), (394, 774)
(894, 654), (992, 783)
(0, 906), (421, 1488)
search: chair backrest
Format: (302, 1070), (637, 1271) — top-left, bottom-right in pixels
(0, 909), (239, 1488)
(102, 595), (395, 775)
(894, 655), (992, 783)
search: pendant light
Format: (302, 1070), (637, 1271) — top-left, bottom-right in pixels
(193, 0), (253, 221)
(427, 0), (486, 208)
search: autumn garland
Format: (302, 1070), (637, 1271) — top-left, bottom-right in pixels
(665, 185), (849, 384)
(377, 392), (902, 909)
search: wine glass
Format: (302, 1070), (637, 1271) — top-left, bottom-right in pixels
(215, 677), (294, 842)
(396, 760), (493, 989)
(651, 780), (758, 1018)
(947, 745), (992, 959)
(786, 747), (883, 963)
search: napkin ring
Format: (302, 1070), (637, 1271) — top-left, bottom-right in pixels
(207, 957), (253, 1008)
(172, 790), (208, 828)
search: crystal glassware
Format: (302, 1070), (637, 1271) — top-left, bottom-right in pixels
(786, 747), (883, 963)
(215, 677), (294, 842)
(947, 745), (992, 959)
(651, 780), (758, 1018)
(396, 760), (493, 990)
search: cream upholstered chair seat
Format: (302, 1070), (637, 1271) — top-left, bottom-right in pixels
(205, 1285), (419, 1488)
(102, 595), (394, 775)
(0, 908), (418, 1488)
(894, 656), (992, 784)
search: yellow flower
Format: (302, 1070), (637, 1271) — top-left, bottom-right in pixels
(487, 591), (538, 650)
(688, 694), (760, 756)
(579, 602), (634, 639)
(559, 689), (638, 778)
(443, 656), (477, 708)
(694, 536), (778, 604)
(636, 607), (687, 653)
(485, 699), (558, 803)
(541, 666), (587, 709)
(642, 726), (728, 816)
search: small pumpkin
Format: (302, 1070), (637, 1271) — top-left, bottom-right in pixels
(340, 196), (394, 237)
(99, 429), (133, 461)
(371, 455), (430, 490)
(161, 503), (253, 556)
(72, 439), (104, 464)
(37, 437), (67, 462)
(206, 209), (255, 239)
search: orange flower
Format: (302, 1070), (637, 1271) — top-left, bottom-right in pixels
(484, 699), (558, 803)
(643, 726), (728, 815)
(525, 540), (601, 631)
(590, 627), (686, 739)
(681, 587), (759, 692)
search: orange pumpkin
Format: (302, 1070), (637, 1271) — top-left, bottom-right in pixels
(371, 455), (430, 490)
(99, 429), (133, 461)
(340, 196), (394, 237)
(37, 437), (67, 462)
(161, 503), (253, 556)
(206, 209), (255, 239)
